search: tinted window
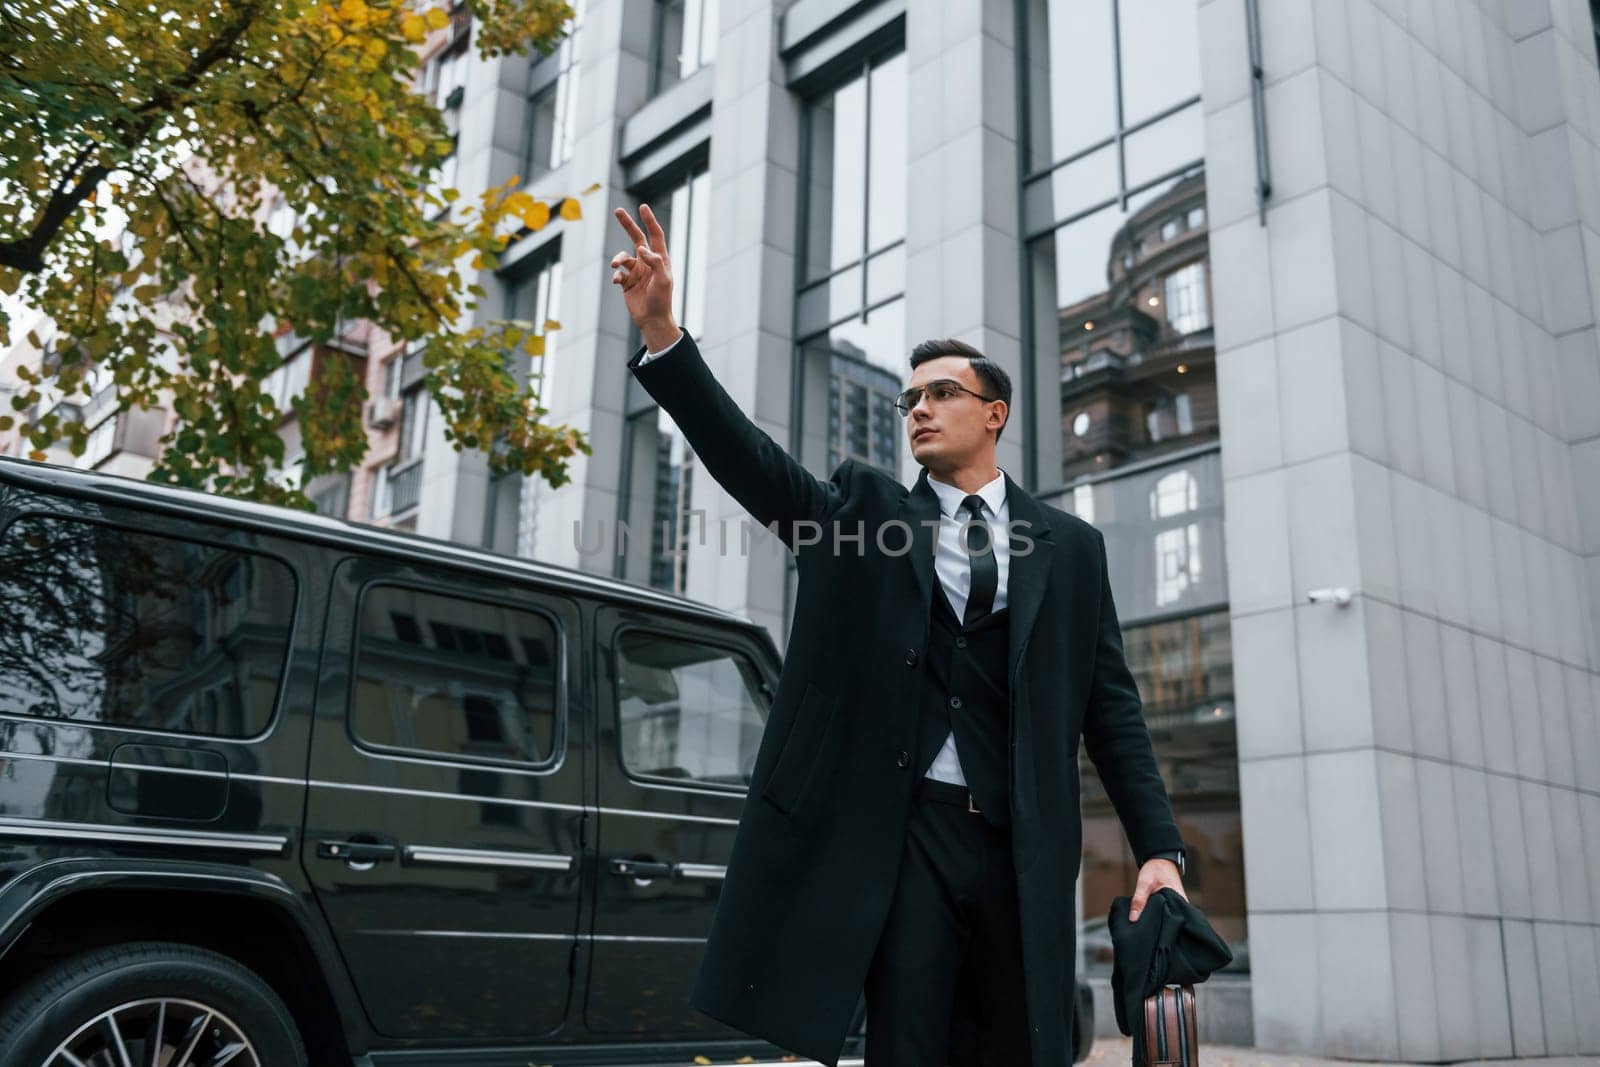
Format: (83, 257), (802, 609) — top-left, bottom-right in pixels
(351, 586), (559, 765)
(0, 514), (295, 737)
(614, 631), (768, 787)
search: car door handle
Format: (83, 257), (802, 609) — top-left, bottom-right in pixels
(318, 839), (398, 866)
(608, 857), (674, 879)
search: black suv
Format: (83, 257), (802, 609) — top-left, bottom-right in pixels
(0, 456), (1094, 1066)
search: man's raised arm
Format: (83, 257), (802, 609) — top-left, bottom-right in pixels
(610, 205), (847, 550)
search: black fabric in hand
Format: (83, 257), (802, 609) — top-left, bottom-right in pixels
(1108, 887), (1233, 1065)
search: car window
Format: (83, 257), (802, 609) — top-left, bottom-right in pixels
(350, 584), (559, 766)
(0, 513), (295, 738)
(614, 630), (769, 787)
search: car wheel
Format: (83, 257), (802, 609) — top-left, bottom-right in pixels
(0, 941), (306, 1067)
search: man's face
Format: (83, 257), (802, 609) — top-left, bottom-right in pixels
(903, 356), (1006, 467)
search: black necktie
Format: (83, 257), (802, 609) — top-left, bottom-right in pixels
(960, 494), (997, 625)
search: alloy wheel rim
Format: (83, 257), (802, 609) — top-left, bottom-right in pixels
(47, 996), (259, 1067)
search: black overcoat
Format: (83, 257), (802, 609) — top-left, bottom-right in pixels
(627, 331), (1185, 1066)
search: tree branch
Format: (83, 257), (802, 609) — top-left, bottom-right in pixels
(0, 1), (263, 273)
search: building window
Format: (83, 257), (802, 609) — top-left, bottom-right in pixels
(1078, 608), (1241, 975)
(380, 351), (403, 401)
(424, 39), (469, 108)
(652, 0), (718, 95)
(523, 81), (561, 178)
(262, 344), (312, 417)
(1023, 0), (1213, 484)
(506, 251), (563, 408)
(616, 165), (710, 594)
(1055, 450), (1241, 972)
(82, 413), (117, 468)
(522, 0), (583, 180)
(1592, 0), (1600, 73)
(483, 249), (563, 557)
(826, 360), (898, 472)
(397, 386), (429, 464)
(371, 371), (430, 522)
(1162, 260), (1210, 335)
(796, 49), (907, 484)
(311, 476), (350, 518)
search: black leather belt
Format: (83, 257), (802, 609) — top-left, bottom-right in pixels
(916, 776), (981, 813)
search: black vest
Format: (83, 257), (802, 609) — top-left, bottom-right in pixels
(915, 580), (1012, 829)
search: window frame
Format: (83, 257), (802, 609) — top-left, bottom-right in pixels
(608, 622), (774, 796)
(521, 0), (583, 180)
(649, 0), (719, 97)
(345, 578), (570, 773)
(0, 509), (301, 743)
(612, 159), (708, 588)
(795, 47), (908, 330)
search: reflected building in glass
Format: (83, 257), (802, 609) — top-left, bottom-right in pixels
(285, 0), (1600, 1062)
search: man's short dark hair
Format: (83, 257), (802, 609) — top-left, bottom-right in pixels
(908, 338), (1013, 442)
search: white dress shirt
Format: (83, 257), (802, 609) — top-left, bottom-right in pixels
(635, 330), (1010, 788)
(637, 330), (686, 363)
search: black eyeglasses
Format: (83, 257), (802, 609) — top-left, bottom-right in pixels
(893, 379), (999, 417)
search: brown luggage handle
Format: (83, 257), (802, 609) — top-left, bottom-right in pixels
(1140, 983), (1197, 1067)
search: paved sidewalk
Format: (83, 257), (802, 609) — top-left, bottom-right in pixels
(1085, 1036), (1599, 1067)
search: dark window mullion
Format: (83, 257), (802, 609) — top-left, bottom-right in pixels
(1110, 0), (1128, 209)
(859, 57), (873, 322)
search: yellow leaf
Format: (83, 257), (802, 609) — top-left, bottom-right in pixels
(582, 181), (602, 194)
(338, 0), (368, 23)
(424, 6), (449, 28)
(364, 36), (387, 57)
(558, 198), (581, 221)
(525, 334), (546, 356)
(27, 450), (47, 462)
(542, 318), (561, 332)
(401, 13), (426, 40)
(521, 200), (551, 230)
(502, 190), (535, 217)
(470, 253), (484, 270)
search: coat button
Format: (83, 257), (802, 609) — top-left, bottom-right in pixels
(955, 636), (968, 649)
(895, 749), (910, 768)
(904, 648), (918, 666)
(949, 695), (962, 710)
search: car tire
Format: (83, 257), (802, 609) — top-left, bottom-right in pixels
(0, 940), (306, 1067)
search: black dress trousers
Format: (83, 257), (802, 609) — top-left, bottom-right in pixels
(862, 779), (1033, 1065)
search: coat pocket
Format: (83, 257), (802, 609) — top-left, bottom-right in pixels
(760, 682), (840, 817)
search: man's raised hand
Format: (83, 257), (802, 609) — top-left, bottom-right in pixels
(611, 204), (682, 353)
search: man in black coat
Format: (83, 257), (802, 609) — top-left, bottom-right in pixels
(610, 204), (1189, 1066)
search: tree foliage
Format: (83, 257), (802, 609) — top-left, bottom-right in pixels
(0, 0), (593, 508)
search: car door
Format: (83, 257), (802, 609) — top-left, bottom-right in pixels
(584, 604), (775, 1039)
(302, 556), (586, 1042)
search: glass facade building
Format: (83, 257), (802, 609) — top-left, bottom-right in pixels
(228, 1), (1600, 1061)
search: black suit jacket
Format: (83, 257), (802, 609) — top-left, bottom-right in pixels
(627, 330), (1186, 1067)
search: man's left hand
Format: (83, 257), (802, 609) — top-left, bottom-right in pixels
(1128, 858), (1187, 921)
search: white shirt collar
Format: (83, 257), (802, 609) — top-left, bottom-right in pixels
(926, 466), (1008, 520)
